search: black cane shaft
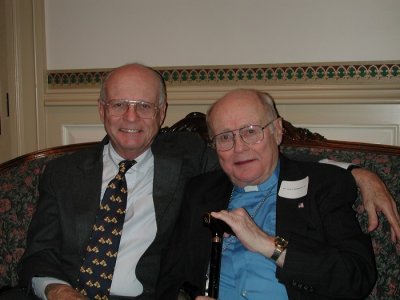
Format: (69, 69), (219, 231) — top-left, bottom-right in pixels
(208, 234), (222, 298)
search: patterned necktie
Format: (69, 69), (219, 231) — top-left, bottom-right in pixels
(77, 160), (135, 299)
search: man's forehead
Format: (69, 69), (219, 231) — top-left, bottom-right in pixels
(214, 98), (264, 119)
(211, 113), (265, 133)
(105, 74), (159, 98)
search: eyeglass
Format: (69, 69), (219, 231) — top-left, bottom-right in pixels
(102, 99), (159, 118)
(211, 119), (276, 151)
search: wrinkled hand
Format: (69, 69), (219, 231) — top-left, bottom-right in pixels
(352, 168), (400, 242)
(211, 208), (273, 254)
(45, 283), (88, 300)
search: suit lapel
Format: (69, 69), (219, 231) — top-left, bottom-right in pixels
(152, 146), (183, 226)
(73, 143), (104, 248)
(276, 156), (309, 237)
(201, 172), (232, 212)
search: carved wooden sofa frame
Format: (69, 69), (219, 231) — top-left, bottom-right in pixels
(0, 112), (399, 299)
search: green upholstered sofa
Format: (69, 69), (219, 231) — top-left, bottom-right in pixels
(0, 112), (399, 299)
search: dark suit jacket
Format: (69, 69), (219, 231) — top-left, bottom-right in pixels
(158, 155), (377, 300)
(18, 132), (219, 299)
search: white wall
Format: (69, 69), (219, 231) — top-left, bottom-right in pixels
(45, 0), (400, 70)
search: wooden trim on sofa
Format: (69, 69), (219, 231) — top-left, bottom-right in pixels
(0, 142), (97, 171)
(283, 137), (400, 155)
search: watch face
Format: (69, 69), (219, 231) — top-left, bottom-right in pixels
(275, 236), (288, 248)
(271, 236), (288, 261)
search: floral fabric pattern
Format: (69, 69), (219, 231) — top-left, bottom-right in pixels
(0, 153), (65, 290)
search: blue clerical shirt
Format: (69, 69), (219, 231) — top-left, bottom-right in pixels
(218, 162), (288, 300)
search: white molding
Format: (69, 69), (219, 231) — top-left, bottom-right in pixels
(297, 124), (399, 145)
(45, 88), (100, 106)
(44, 82), (400, 147)
(60, 123), (400, 147)
(44, 82), (400, 106)
(62, 124), (105, 145)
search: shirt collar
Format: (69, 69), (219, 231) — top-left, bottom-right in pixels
(235, 160), (280, 193)
(107, 143), (153, 173)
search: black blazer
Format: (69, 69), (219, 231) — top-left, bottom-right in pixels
(18, 132), (219, 299)
(158, 155), (377, 300)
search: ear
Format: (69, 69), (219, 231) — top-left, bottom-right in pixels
(273, 117), (284, 146)
(158, 103), (168, 126)
(98, 99), (105, 123)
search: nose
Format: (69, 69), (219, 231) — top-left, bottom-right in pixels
(232, 134), (249, 152)
(123, 103), (139, 121)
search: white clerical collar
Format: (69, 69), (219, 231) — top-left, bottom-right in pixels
(244, 185), (259, 192)
(237, 160), (281, 193)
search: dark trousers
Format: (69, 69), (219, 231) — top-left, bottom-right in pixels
(0, 288), (37, 300)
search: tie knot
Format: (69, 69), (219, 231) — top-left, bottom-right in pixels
(118, 160), (136, 174)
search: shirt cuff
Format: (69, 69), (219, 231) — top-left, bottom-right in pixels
(32, 277), (71, 300)
(318, 158), (353, 170)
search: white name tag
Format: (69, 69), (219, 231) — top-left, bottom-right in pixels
(278, 177), (309, 199)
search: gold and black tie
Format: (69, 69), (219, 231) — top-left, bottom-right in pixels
(77, 160), (135, 299)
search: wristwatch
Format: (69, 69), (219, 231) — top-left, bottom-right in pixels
(271, 236), (288, 261)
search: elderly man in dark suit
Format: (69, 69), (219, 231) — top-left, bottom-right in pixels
(159, 89), (377, 300)
(16, 64), (219, 300)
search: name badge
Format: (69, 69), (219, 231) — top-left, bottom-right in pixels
(278, 177), (309, 199)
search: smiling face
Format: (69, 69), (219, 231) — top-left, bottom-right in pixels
(99, 64), (167, 160)
(208, 90), (283, 187)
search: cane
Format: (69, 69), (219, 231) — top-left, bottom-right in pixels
(203, 213), (234, 298)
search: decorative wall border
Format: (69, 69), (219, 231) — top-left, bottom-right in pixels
(47, 62), (400, 89)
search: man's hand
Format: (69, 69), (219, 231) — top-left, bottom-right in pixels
(45, 283), (88, 300)
(352, 168), (400, 242)
(210, 209), (275, 255)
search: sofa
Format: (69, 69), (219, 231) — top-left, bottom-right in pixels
(0, 112), (399, 299)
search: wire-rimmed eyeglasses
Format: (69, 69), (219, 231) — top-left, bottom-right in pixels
(211, 119), (277, 151)
(102, 99), (159, 119)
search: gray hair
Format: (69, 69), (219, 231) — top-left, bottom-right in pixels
(258, 91), (279, 121)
